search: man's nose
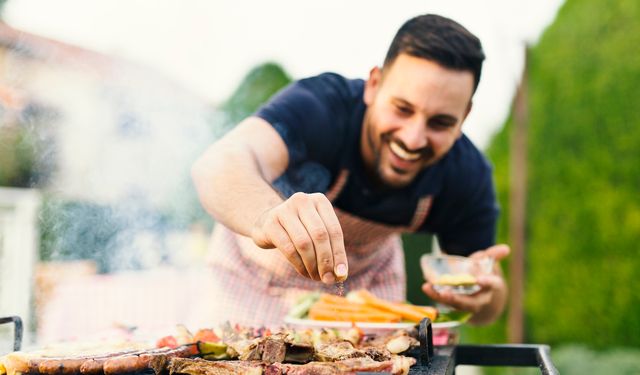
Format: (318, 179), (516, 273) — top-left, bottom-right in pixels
(396, 119), (428, 150)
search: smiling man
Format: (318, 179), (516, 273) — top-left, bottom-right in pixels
(361, 55), (474, 188)
(192, 14), (509, 326)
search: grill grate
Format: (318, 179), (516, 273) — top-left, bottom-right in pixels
(0, 316), (557, 374)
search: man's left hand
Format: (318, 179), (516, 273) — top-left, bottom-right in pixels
(421, 244), (510, 325)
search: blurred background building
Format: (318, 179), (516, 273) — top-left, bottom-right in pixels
(0, 17), (215, 346)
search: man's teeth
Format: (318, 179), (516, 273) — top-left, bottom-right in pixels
(389, 142), (421, 161)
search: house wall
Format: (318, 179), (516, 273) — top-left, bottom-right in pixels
(0, 187), (40, 348)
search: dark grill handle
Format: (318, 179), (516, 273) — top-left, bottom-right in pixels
(0, 316), (23, 351)
(454, 344), (559, 374)
(418, 317), (434, 365)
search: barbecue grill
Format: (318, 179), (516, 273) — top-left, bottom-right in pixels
(1, 315), (558, 374)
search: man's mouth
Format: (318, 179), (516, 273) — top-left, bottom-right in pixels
(389, 140), (422, 161)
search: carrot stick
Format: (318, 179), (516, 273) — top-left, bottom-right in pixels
(355, 290), (427, 323)
(308, 307), (401, 322)
(400, 304), (438, 321)
(311, 301), (391, 314)
(319, 294), (354, 305)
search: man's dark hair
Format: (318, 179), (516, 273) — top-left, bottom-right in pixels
(383, 14), (485, 92)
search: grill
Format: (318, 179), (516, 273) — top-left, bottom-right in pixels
(0, 316), (22, 352)
(1, 316), (558, 374)
(404, 319), (558, 374)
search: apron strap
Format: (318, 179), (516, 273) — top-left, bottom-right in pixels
(408, 196), (433, 231)
(325, 168), (432, 233)
(325, 169), (350, 202)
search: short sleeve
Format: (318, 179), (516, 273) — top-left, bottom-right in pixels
(255, 73), (354, 170)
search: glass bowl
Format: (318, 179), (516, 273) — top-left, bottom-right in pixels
(420, 254), (494, 295)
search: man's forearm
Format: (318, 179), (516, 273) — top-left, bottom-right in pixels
(192, 143), (283, 238)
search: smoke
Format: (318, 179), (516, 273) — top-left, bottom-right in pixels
(0, 36), (220, 274)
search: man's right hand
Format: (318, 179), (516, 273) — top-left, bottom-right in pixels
(250, 192), (348, 284)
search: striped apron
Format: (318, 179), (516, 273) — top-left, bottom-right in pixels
(192, 170), (433, 327)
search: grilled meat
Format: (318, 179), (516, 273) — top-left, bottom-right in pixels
(313, 341), (365, 362)
(168, 358), (263, 375)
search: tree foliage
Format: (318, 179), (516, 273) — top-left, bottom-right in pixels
(486, 0), (640, 348)
(219, 62), (291, 132)
(0, 124), (38, 187)
(0, 109), (56, 188)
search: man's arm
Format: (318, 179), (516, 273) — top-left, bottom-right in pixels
(192, 117), (288, 235)
(191, 116), (348, 284)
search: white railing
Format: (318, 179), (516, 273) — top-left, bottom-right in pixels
(0, 187), (40, 347)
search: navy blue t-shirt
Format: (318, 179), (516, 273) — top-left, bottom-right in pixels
(255, 73), (498, 256)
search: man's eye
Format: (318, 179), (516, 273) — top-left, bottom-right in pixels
(396, 106), (412, 115)
(429, 119), (454, 129)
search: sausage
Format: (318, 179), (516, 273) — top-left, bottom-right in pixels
(8, 345), (195, 375)
(38, 359), (87, 375)
(102, 354), (148, 375)
(79, 350), (152, 375)
(104, 345), (197, 375)
(26, 357), (46, 374)
(78, 359), (106, 375)
(33, 349), (142, 375)
(102, 348), (173, 375)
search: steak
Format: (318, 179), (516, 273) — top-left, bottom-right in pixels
(168, 358), (263, 375)
(261, 336), (286, 363)
(266, 357), (395, 375)
(313, 342), (365, 362)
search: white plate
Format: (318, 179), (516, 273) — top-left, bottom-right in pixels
(283, 317), (461, 335)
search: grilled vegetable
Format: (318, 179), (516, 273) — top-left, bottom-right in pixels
(196, 342), (229, 360)
(386, 336), (411, 354)
(193, 329), (219, 343)
(156, 336), (178, 349)
(287, 292), (321, 318)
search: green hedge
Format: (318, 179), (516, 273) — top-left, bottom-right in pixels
(484, 0), (640, 348)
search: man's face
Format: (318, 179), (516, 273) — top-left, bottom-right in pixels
(361, 54), (475, 189)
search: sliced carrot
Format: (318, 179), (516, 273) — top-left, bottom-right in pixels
(308, 306), (401, 322)
(311, 301), (390, 314)
(311, 291), (438, 323)
(319, 294), (354, 305)
(400, 304), (438, 321)
(354, 290), (428, 323)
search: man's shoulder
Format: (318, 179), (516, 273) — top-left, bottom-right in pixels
(441, 135), (493, 186)
(257, 72), (363, 124)
(298, 72), (364, 100)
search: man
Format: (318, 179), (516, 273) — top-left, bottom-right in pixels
(192, 14), (509, 327)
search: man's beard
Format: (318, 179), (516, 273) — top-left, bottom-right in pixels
(365, 126), (435, 190)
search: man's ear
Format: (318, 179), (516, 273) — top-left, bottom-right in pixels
(364, 66), (382, 106)
(457, 100), (473, 139)
(464, 100), (473, 120)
